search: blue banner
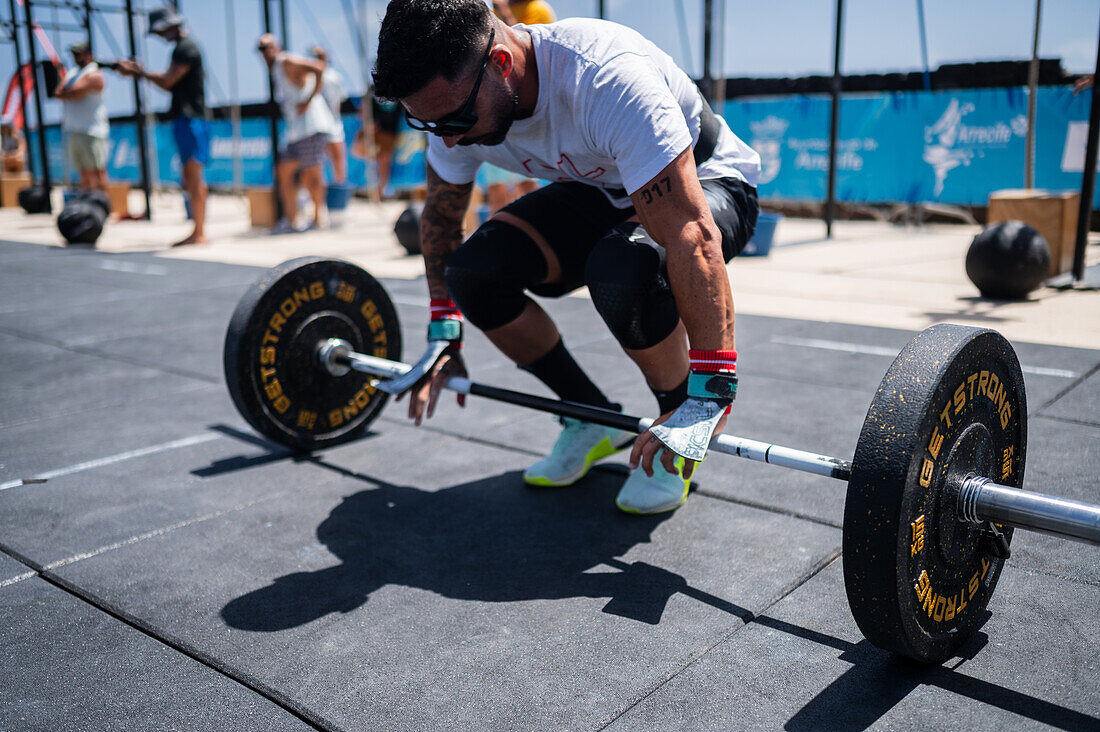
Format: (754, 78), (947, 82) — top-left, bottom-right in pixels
(723, 87), (1099, 205)
(27, 87), (1098, 205)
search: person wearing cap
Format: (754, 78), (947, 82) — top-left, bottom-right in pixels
(310, 46), (348, 186)
(115, 6), (208, 246)
(257, 34), (342, 233)
(54, 41), (109, 194)
(1, 120), (26, 174)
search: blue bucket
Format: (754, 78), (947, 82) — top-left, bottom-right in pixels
(62, 189), (81, 206)
(743, 211), (782, 257)
(326, 183), (351, 211)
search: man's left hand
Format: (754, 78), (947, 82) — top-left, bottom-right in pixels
(630, 407), (728, 480)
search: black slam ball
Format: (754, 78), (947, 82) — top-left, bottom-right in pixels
(77, 189), (112, 218)
(57, 200), (106, 245)
(17, 185), (51, 214)
(394, 204), (423, 256)
(965, 221), (1051, 299)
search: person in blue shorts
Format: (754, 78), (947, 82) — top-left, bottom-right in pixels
(117, 6), (209, 246)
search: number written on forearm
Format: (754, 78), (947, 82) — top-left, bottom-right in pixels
(639, 176), (672, 206)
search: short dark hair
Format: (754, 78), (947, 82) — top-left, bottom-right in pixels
(373, 0), (493, 101)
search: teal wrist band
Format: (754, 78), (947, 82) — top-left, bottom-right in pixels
(687, 372), (737, 401)
(428, 318), (462, 342)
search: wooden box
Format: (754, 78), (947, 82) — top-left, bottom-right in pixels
(247, 187), (277, 228)
(987, 189), (1080, 277)
(107, 182), (131, 217)
(0, 172), (32, 208)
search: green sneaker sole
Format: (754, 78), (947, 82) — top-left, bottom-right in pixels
(523, 435), (630, 487)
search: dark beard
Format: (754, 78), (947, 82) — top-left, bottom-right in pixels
(458, 94), (518, 147)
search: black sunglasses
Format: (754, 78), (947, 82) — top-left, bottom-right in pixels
(405, 29), (495, 137)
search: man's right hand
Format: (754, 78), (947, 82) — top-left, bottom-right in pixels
(396, 345), (467, 426)
(114, 59), (142, 77)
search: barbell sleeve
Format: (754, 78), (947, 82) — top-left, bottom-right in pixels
(959, 475), (1100, 547)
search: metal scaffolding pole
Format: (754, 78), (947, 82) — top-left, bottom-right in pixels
(226, 0), (242, 192)
(123, 0), (152, 218)
(262, 0), (283, 218)
(1025, 0), (1042, 189)
(825, 0), (844, 238)
(701, 0), (713, 102)
(279, 0), (288, 49)
(82, 0), (92, 52)
(1072, 16), (1100, 283)
(22, 0), (53, 207)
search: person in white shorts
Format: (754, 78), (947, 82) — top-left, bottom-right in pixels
(310, 46), (348, 186)
(257, 34), (342, 232)
(55, 41), (109, 194)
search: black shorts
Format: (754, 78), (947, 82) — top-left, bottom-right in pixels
(499, 177), (759, 297)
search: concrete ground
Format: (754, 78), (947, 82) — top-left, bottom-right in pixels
(1, 192), (1097, 730)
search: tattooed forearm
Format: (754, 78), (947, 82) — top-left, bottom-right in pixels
(421, 165), (474, 300)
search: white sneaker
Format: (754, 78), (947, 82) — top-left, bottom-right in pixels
(615, 448), (691, 514)
(524, 417), (634, 487)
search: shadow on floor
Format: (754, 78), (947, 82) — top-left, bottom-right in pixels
(220, 454), (741, 631)
(780, 620), (1097, 731)
(216, 441), (1095, 730)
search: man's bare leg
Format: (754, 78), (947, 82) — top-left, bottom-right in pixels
(623, 321), (690, 394)
(275, 159), (299, 229)
(483, 298), (562, 365)
(327, 141), (347, 184)
(301, 165), (324, 227)
(173, 159), (209, 246)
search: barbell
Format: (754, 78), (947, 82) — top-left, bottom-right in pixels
(222, 256), (1099, 664)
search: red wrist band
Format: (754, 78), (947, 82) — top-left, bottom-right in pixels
(688, 348), (737, 373)
(429, 299), (462, 321)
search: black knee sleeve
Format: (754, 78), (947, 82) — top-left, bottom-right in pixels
(585, 222), (680, 350)
(444, 219), (547, 331)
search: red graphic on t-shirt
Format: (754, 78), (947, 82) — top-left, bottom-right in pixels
(523, 153), (606, 183)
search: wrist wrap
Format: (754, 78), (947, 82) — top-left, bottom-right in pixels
(688, 349), (737, 411)
(428, 299), (463, 344)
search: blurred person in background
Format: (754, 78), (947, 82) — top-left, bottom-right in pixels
(116, 5), (209, 246)
(257, 34), (342, 232)
(54, 41), (110, 194)
(1, 120), (26, 173)
(310, 46), (349, 185)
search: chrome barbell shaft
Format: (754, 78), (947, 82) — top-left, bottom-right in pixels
(320, 340), (852, 481)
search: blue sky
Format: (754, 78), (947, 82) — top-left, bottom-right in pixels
(3, 0), (1099, 122)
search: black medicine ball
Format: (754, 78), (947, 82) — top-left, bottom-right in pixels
(77, 189), (111, 217)
(965, 220), (1051, 300)
(394, 204), (423, 255)
(18, 185), (50, 214)
(57, 200), (106, 245)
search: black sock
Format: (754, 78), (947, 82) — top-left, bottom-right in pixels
(651, 376), (688, 415)
(521, 339), (615, 410)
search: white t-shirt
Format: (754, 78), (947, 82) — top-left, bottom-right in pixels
(319, 67), (347, 116)
(61, 62), (109, 139)
(272, 55), (341, 144)
(427, 18), (760, 207)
